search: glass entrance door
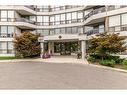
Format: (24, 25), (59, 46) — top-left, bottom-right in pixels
(54, 42), (78, 55)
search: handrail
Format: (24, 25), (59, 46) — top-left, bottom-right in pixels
(84, 7), (106, 20)
(0, 18), (36, 25)
(85, 29), (99, 36)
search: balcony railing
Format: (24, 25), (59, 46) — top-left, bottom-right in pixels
(0, 18), (36, 25)
(85, 29), (99, 36)
(25, 5), (36, 10)
(0, 33), (13, 38)
(109, 24), (127, 32)
(84, 6), (127, 21)
(84, 7), (106, 20)
(28, 5), (83, 12)
(0, 49), (14, 54)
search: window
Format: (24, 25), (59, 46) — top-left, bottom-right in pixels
(61, 14), (65, 24)
(43, 16), (49, 25)
(61, 28), (66, 34)
(37, 16), (42, 22)
(42, 30), (49, 36)
(55, 15), (60, 25)
(72, 27), (77, 34)
(99, 25), (104, 33)
(55, 29), (61, 34)
(122, 13), (127, 25)
(43, 16), (49, 22)
(109, 15), (120, 27)
(8, 26), (14, 34)
(78, 11), (83, 19)
(0, 42), (7, 54)
(50, 16), (55, 25)
(72, 12), (77, 20)
(78, 27), (82, 33)
(61, 14), (65, 21)
(66, 13), (71, 23)
(50, 29), (55, 35)
(1, 26), (7, 34)
(66, 27), (72, 34)
(66, 13), (71, 20)
(30, 16), (36, 22)
(1, 11), (7, 21)
(7, 42), (13, 53)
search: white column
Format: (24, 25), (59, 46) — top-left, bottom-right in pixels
(81, 40), (86, 59)
(48, 42), (51, 54)
(40, 42), (44, 56)
(52, 42), (54, 55)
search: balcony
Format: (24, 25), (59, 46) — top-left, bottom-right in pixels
(84, 7), (106, 20)
(0, 33), (13, 38)
(0, 18), (36, 25)
(85, 29), (99, 36)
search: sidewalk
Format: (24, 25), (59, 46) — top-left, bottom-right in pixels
(0, 56), (89, 64)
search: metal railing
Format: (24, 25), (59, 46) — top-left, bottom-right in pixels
(35, 5), (82, 12)
(109, 24), (127, 32)
(84, 7), (106, 20)
(0, 33), (13, 38)
(84, 6), (127, 21)
(0, 18), (36, 25)
(0, 49), (14, 54)
(85, 29), (99, 36)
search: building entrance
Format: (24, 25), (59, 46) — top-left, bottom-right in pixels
(54, 42), (78, 55)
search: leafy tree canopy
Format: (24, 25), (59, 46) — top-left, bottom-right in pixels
(13, 32), (41, 58)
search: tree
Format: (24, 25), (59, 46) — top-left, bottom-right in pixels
(13, 32), (41, 58)
(89, 32), (126, 60)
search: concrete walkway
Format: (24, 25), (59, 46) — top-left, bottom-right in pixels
(0, 56), (89, 64)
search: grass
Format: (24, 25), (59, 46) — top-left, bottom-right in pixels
(0, 56), (16, 60)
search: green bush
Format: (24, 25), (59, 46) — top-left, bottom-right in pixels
(87, 56), (96, 62)
(99, 59), (115, 67)
(122, 60), (127, 69)
(123, 60), (127, 65)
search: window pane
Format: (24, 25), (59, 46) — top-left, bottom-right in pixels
(72, 12), (77, 19)
(1, 11), (7, 21)
(66, 27), (72, 34)
(42, 30), (49, 36)
(0, 42), (7, 54)
(72, 27), (77, 34)
(30, 16), (36, 22)
(122, 13), (127, 25)
(8, 11), (14, 18)
(61, 28), (65, 34)
(67, 13), (71, 20)
(8, 26), (14, 34)
(37, 16), (43, 22)
(8, 42), (13, 49)
(61, 14), (65, 21)
(109, 15), (120, 27)
(1, 26), (7, 34)
(78, 11), (83, 19)
(43, 16), (49, 22)
(55, 29), (60, 34)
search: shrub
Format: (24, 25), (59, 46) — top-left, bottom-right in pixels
(87, 56), (96, 62)
(107, 55), (124, 64)
(89, 54), (102, 60)
(99, 59), (115, 67)
(123, 60), (127, 65)
(122, 60), (127, 69)
(13, 32), (41, 58)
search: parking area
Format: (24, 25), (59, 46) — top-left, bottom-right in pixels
(0, 61), (127, 89)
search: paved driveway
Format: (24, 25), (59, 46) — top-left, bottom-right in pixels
(0, 62), (127, 89)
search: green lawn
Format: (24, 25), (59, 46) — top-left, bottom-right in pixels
(0, 56), (16, 60)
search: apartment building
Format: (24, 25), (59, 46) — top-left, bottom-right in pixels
(0, 5), (127, 59)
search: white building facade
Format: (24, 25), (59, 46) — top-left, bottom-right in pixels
(0, 5), (127, 59)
